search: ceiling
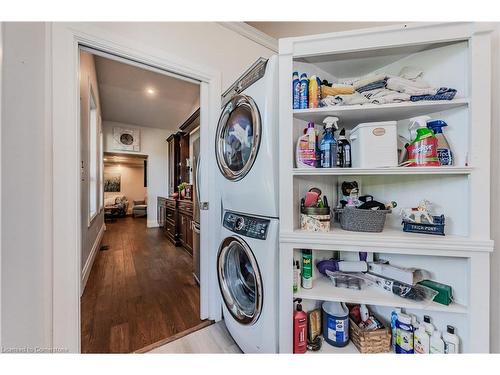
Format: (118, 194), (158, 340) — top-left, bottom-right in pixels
(94, 55), (200, 131)
(246, 22), (403, 39)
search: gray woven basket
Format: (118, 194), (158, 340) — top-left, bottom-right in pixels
(335, 207), (390, 233)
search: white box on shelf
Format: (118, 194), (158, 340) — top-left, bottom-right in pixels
(368, 261), (429, 285)
(350, 121), (398, 168)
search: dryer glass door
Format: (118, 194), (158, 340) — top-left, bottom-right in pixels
(216, 95), (261, 181)
(217, 237), (263, 325)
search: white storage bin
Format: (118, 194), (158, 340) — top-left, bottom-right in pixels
(349, 121), (398, 168)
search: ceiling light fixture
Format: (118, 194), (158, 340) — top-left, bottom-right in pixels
(146, 87), (156, 95)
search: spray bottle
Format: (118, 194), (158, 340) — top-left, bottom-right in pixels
(299, 73), (309, 109)
(336, 128), (352, 168)
(406, 115), (440, 167)
(320, 116), (338, 168)
(427, 120), (453, 166)
(292, 72), (300, 109)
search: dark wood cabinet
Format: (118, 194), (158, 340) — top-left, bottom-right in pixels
(158, 196), (192, 253)
(167, 133), (182, 195)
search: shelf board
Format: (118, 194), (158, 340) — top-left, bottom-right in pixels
(292, 166), (473, 176)
(307, 339), (360, 354)
(281, 227), (493, 253)
(295, 276), (467, 314)
(293, 98), (469, 124)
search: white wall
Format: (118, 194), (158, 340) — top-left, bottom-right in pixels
(103, 121), (170, 227)
(80, 50), (105, 274)
(1, 22), (52, 350)
(104, 164), (147, 213)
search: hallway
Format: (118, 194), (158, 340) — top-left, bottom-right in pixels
(81, 217), (207, 353)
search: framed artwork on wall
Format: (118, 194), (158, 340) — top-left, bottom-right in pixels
(104, 172), (121, 192)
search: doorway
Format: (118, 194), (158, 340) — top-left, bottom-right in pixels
(51, 23), (223, 352)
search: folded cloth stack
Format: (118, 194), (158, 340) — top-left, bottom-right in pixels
(319, 66), (457, 107)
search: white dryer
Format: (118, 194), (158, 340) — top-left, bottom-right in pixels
(217, 210), (278, 353)
(216, 56), (279, 218)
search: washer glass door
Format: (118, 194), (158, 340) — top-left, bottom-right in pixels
(217, 237), (263, 325)
(216, 95), (261, 181)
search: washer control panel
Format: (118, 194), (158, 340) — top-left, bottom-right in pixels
(223, 212), (270, 240)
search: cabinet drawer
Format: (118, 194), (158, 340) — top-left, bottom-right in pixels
(165, 209), (175, 221)
(166, 199), (177, 209)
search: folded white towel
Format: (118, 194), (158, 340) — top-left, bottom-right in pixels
(399, 66), (424, 80)
(321, 93), (370, 106)
(352, 73), (387, 90)
(386, 76), (437, 95)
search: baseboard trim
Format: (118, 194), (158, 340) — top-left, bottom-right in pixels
(147, 219), (159, 228)
(134, 320), (214, 353)
(81, 223), (105, 296)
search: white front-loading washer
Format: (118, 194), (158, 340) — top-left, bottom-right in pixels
(216, 56), (278, 218)
(217, 210), (278, 353)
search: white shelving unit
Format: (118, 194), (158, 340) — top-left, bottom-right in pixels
(278, 23), (494, 354)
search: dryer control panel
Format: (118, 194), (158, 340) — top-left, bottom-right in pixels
(223, 211), (270, 240)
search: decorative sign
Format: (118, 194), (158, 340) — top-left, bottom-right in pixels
(113, 127), (140, 152)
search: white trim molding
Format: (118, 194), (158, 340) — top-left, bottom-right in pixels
(80, 223), (105, 295)
(217, 22), (278, 52)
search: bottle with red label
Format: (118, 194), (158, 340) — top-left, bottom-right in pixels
(406, 116), (440, 167)
(293, 298), (308, 353)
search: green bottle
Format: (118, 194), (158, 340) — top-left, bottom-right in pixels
(301, 249), (313, 289)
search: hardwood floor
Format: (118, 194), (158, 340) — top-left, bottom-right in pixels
(81, 216), (206, 353)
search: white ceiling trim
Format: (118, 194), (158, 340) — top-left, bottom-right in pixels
(218, 22), (278, 53)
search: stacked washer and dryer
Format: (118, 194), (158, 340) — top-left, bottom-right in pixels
(215, 56), (279, 353)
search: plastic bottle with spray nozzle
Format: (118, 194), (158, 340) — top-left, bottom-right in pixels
(406, 115), (440, 167)
(320, 116), (338, 168)
(427, 120), (453, 166)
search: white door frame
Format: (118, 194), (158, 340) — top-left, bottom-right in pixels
(51, 22), (222, 353)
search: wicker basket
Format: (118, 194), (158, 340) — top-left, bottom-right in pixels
(349, 318), (391, 353)
(336, 207), (390, 233)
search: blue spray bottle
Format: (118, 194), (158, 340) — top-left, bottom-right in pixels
(427, 120), (453, 166)
(292, 71), (300, 109)
(299, 73), (309, 109)
(320, 116), (339, 168)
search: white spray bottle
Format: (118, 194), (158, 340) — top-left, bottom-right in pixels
(408, 115), (431, 142)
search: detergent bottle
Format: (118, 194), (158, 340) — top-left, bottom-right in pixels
(320, 116), (338, 168)
(427, 120), (453, 166)
(293, 298), (308, 353)
(296, 123), (317, 168)
(406, 115), (440, 167)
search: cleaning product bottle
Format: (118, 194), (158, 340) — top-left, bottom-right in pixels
(391, 308), (401, 352)
(292, 71), (300, 110)
(430, 330), (445, 354)
(293, 260), (300, 293)
(443, 325), (460, 354)
(309, 75), (319, 109)
(322, 301), (349, 347)
(414, 323), (431, 354)
(427, 120), (453, 166)
(395, 312), (414, 354)
(336, 128), (352, 168)
(296, 123), (316, 168)
(299, 73), (309, 109)
(320, 116), (338, 168)
(301, 249), (313, 289)
(423, 315), (435, 336)
(406, 115), (440, 167)
(293, 298), (308, 354)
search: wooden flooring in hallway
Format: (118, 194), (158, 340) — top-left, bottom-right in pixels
(81, 216), (206, 353)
